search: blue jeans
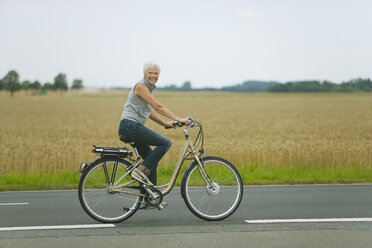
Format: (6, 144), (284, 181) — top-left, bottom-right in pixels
(118, 119), (172, 185)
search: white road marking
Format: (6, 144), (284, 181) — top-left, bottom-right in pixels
(245, 218), (372, 224)
(0, 224), (115, 232)
(0, 202), (29, 206)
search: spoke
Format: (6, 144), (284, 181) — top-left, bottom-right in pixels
(87, 194), (108, 209)
(211, 164), (223, 181)
(188, 188), (206, 202)
(113, 172), (131, 186)
(86, 175), (107, 187)
(196, 191), (209, 209)
(209, 164), (235, 185)
(97, 195), (110, 216)
(206, 196), (215, 214)
(219, 169), (234, 185)
(110, 192), (139, 203)
(85, 189), (106, 199)
(190, 171), (203, 183)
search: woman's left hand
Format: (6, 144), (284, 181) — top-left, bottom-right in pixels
(179, 118), (191, 126)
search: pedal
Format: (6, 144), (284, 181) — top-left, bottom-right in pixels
(157, 204), (165, 211)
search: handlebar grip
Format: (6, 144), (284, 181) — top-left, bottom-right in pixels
(165, 121), (184, 129)
(173, 121), (185, 127)
(165, 118), (193, 129)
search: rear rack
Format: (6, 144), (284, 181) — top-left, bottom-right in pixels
(92, 145), (132, 157)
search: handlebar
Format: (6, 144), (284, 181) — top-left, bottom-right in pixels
(165, 117), (195, 129)
(172, 121), (185, 128)
(165, 117), (203, 151)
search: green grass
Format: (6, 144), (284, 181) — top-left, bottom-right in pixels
(0, 171), (81, 191)
(0, 164), (371, 191)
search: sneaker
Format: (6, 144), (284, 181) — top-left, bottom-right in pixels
(131, 168), (154, 186)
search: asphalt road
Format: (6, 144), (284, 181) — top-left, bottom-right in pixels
(1, 184), (372, 247)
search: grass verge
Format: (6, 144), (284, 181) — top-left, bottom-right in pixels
(0, 165), (371, 191)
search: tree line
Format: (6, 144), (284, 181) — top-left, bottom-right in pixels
(0, 70), (83, 97)
(267, 78), (372, 92)
(2, 69), (371, 95)
(158, 79), (372, 93)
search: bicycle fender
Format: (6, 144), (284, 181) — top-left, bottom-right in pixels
(81, 158), (103, 175)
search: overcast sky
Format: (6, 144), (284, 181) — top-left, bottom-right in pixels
(1, 0), (371, 88)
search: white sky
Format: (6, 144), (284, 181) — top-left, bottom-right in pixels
(1, 0), (371, 88)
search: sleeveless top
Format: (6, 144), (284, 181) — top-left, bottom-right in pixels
(121, 79), (156, 125)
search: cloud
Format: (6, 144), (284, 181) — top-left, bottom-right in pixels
(237, 10), (261, 18)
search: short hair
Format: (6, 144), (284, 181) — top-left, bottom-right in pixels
(143, 61), (161, 75)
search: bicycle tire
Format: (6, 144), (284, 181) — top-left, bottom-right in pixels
(181, 156), (243, 221)
(78, 157), (142, 223)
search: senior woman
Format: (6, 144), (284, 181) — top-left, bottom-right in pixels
(118, 62), (190, 189)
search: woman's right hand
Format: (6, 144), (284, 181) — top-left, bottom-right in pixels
(164, 121), (175, 129)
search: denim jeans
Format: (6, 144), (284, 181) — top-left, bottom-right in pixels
(118, 119), (172, 185)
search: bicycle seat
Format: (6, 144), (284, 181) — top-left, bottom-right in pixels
(119, 135), (135, 146)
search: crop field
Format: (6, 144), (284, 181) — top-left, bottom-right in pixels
(0, 91), (372, 189)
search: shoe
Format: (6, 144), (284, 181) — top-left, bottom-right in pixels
(140, 201), (168, 210)
(131, 168), (154, 186)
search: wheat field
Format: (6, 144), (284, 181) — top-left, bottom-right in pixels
(0, 91), (372, 175)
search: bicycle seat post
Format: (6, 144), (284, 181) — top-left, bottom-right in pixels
(129, 142), (140, 159)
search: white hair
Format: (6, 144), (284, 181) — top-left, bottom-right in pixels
(143, 61), (161, 75)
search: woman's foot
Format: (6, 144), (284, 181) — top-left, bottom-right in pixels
(139, 201), (168, 210)
(131, 168), (153, 186)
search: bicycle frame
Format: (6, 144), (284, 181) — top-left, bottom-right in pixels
(112, 122), (214, 197)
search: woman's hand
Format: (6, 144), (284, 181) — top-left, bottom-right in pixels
(164, 121), (175, 129)
(179, 118), (191, 126)
(164, 118), (191, 129)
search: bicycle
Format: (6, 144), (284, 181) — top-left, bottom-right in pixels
(78, 117), (243, 223)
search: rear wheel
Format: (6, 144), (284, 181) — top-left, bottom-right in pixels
(78, 158), (142, 223)
(181, 156), (243, 221)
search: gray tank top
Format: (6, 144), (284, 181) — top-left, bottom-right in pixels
(121, 79), (156, 125)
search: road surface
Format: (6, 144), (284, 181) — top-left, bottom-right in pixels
(1, 184), (372, 247)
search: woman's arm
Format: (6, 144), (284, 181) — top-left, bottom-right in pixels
(149, 111), (174, 128)
(135, 83), (187, 123)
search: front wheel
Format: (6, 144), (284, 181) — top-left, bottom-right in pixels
(181, 156), (243, 221)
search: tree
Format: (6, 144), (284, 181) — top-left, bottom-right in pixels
(3, 70), (21, 97)
(71, 79), (83, 90)
(21, 80), (31, 95)
(321, 81), (334, 92)
(54, 73), (68, 90)
(267, 82), (294, 92)
(42, 82), (54, 91)
(30, 80), (41, 91)
(293, 81), (322, 92)
(222, 81), (278, 92)
(181, 81), (192, 90)
(0, 78), (4, 90)
(353, 78), (372, 92)
(53, 73), (68, 93)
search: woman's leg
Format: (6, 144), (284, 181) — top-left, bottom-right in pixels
(133, 127), (172, 185)
(119, 119), (172, 185)
(134, 144), (158, 185)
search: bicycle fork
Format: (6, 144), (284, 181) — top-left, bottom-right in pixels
(187, 139), (215, 189)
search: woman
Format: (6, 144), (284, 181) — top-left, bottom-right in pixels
(118, 62), (190, 187)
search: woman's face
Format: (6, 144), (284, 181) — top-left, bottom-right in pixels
(144, 67), (159, 86)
